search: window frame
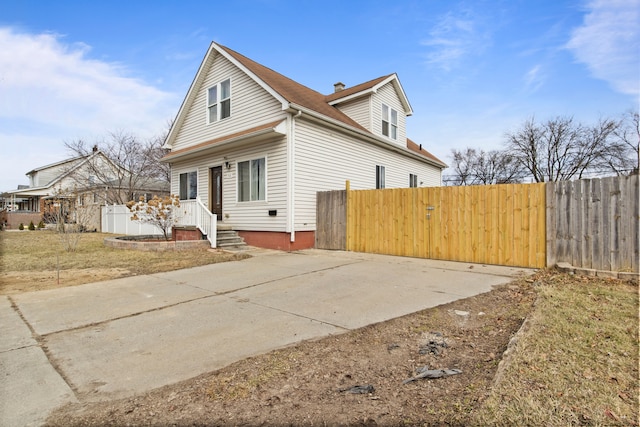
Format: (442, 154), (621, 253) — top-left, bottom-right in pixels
(376, 165), (386, 189)
(382, 103), (398, 140)
(207, 78), (231, 124)
(179, 171), (198, 200)
(237, 157), (267, 202)
(409, 173), (418, 188)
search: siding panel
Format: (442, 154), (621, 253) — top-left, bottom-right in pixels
(172, 53), (286, 151)
(170, 138), (288, 232)
(294, 119), (442, 230)
(335, 97), (371, 131)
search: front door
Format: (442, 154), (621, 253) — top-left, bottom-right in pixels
(210, 166), (223, 219)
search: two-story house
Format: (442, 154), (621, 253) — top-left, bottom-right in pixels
(3, 148), (168, 230)
(162, 42), (446, 250)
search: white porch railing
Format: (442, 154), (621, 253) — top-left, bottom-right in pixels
(177, 198), (217, 248)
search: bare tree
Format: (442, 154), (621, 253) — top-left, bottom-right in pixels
(504, 116), (621, 182)
(444, 148), (524, 185)
(46, 185), (93, 252)
(610, 110), (640, 175)
(65, 130), (169, 205)
(446, 148), (475, 185)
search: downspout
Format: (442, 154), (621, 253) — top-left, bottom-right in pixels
(288, 109), (302, 243)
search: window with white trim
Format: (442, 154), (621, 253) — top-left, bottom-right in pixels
(179, 171), (197, 200)
(376, 165), (385, 189)
(410, 173), (418, 188)
(207, 78), (231, 123)
(237, 157), (266, 202)
(382, 104), (398, 140)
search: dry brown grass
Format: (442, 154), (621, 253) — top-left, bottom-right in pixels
(0, 230), (247, 295)
(476, 271), (639, 426)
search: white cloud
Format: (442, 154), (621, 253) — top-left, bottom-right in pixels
(524, 64), (545, 93)
(566, 0), (640, 96)
(0, 27), (178, 191)
(0, 28), (176, 134)
(421, 9), (491, 71)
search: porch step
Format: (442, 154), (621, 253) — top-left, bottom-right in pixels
(216, 229), (248, 251)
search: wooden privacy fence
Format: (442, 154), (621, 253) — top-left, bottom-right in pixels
(347, 183), (546, 268)
(547, 174), (639, 273)
(316, 175), (639, 271)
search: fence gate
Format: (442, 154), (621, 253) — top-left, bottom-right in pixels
(345, 183), (546, 268)
(316, 190), (346, 250)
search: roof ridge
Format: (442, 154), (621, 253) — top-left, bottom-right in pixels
(324, 74), (395, 102)
(216, 44), (326, 102)
(216, 43), (369, 132)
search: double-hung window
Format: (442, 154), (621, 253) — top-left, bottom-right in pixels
(207, 78), (231, 123)
(179, 171), (198, 200)
(382, 104), (398, 140)
(376, 165), (386, 189)
(409, 173), (418, 188)
(237, 157), (266, 202)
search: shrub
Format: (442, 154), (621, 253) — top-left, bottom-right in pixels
(28, 221), (35, 231)
(127, 195), (182, 240)
(38, 220), (45, 229)
(18, 223), (24, 230)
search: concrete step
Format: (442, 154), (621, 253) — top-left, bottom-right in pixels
(215, 227), (247, 250)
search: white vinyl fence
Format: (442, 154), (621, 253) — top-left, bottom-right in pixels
(101, 204), (165, 235)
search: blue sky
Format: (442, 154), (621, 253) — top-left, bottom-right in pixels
(1, 0), (638, 191)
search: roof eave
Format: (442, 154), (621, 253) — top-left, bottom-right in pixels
(288, 103), (444, 169)
(164, 42), (290, 150)
(327, 88), (376, 106)
(162, 120), (287, 163)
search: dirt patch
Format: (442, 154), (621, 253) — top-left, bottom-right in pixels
(46, 277), (536, 426)
(0, 268), (132, 295)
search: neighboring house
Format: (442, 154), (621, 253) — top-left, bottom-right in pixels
(162, 42), (446, 250)
(3, 148), (169, 230)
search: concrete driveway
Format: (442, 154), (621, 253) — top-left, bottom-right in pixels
(0, 249), (533, 426)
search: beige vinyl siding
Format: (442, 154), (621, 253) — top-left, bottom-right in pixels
(33, 159), (82, 187)
(172, 53), (286, 151)
(334, 96), (372, 131)
(170, 137), (288, 232)
(371, 83), (407, 147)
(293, 120), (441, 230)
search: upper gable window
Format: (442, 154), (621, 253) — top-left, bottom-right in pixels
(382, 104), (398, 140)
(207, 78), (231, 123)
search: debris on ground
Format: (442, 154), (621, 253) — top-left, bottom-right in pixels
(403, 368), (462, 384)
(418, 332), (448, 355)
(339, 385), (375, 394)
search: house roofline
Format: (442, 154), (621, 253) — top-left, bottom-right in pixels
(164, 42), (290, 150)
(25, 155), (87, 176)
(288, 104), (445, 169)
(162, 119), (287, 163)
(326, 73), (413, 116)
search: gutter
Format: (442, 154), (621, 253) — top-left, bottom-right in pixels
(161, 120), (287, 163)
(285, 103), (445, 170)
